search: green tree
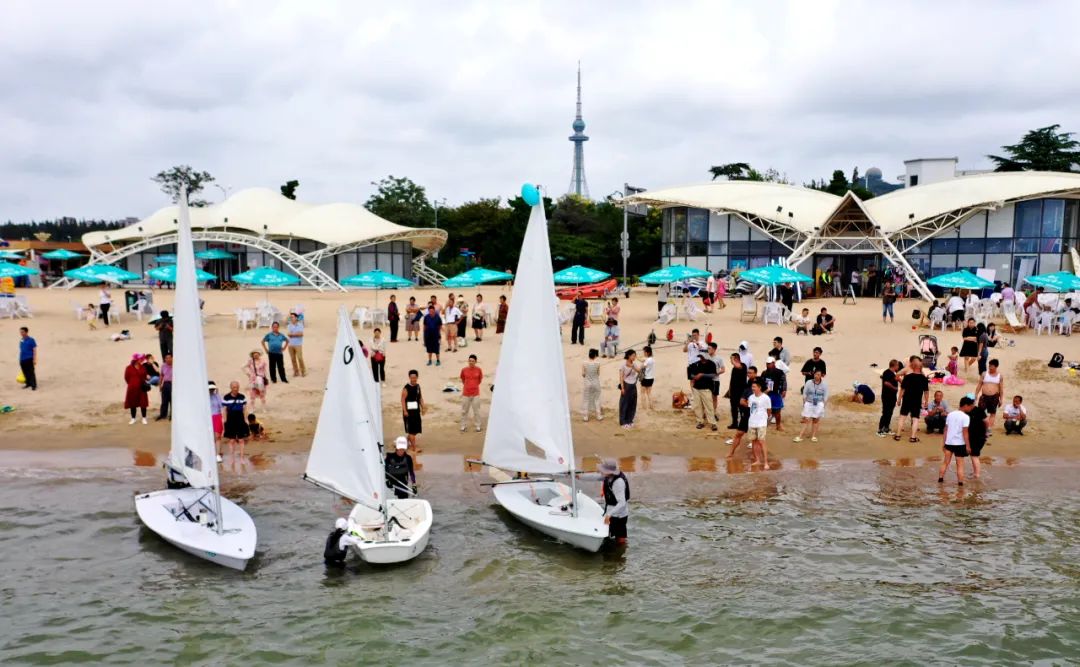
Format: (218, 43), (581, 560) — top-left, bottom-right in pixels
(152, 165), (215, 206)
(280, 180), (299, 199)
(988, 124), (1080, 172)
(364, 176), (434, 227)
(708, 162), (752, 180)
(807, 169), (874, 199)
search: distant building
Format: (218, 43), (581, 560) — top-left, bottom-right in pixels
(567, 63), (589, 198)
(861, 167), (903, 196)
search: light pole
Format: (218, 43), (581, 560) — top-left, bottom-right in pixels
(214, 184), (231, 202)
(433, 198), (447, 260)
(613, 183), (647, 288)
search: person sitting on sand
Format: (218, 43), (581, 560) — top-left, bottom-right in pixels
(247, 413), (264, 440)
(851, 382), (875, 404)
(924, 391), (949, 434)
(812, 307), (835, 335)
(1003, 395), (1028, 435)
(793, 307), (811, 335)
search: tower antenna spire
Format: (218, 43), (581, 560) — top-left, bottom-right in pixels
(567, 61), (590, 198)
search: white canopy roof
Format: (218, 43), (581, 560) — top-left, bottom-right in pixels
(83, 187), (446, 252)
(625, 172), (1080, 235)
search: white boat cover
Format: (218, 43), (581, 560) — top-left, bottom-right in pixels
(481, 202), (575, 474)
(305, 308), (385, 508)
(168, 193), (218, 490)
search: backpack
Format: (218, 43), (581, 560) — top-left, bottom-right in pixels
(1049, 352), (1064, 368)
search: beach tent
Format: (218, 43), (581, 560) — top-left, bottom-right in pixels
(552, 265), (611, 285)
(926, 270), (993, 290)
(64, 265), (140, 284)
(147, 265), (214, 283)
(443, 267), (514, 288)
(1023, 271), (1080, 292)
(638, 264), (711, 284)
(40, 249), (84, 260)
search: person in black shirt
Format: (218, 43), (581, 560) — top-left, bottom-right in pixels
(726, 353), (747, 429)
(688, 353), (718, 430)
(812, 307), (835, 335)
(726, 366), (759, 459)
(385, 437), (417, 498)
(966, 402), (988, 480)
(761, 357), (787, 432)
(878, 359), (900, 436)
(895, 356), (929, 442)
(778, 283), (794, 313)
(571, 292), (588, 345)
(801, 347), (827, 381)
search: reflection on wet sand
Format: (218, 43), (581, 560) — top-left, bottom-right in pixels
(688, 457), (717, 473)
(132, 450), (157, 467)
(799, 459), (820, 471)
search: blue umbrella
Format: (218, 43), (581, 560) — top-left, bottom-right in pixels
(737, 265), (812, 286)
(147, 265), (214, 283)
(155, 254), (177, 263)
(1023, 271), (1080, 292)
(639, 264), (711, 285)
(926, 270), (993, 290)
(196, 248), (236, 260)
(0, 250), (24, 260)
(41, 249), (84, 260)
(553, 264), (611, 285)
(232, 266), (300, 287)
(443, 266), (514, 288)
(65, 265), (140, 284)
(0, 261), (40, 278)
(340, 269), (414, 289)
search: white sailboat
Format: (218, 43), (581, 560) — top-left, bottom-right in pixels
(135, 191), (257, 571)
(304, 308), (432, 564)
(479, 192), (608, 552)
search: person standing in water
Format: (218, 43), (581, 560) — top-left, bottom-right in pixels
(599, 458), (629, 546)
(324, 517), (362, 567)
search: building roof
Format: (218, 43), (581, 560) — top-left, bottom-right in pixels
(624, 171), (1080, 235)
(82, 187), (446, 253)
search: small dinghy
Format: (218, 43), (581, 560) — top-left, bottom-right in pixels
(304, 308), (432, 564)
(477, 185), (608, 553)
(135, 191), (257, 570)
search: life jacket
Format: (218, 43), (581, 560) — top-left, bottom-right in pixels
(385, 454), (411, 483)
(602, 472), (630, 508)
(705, 331), (713, 344)
(324, 528), (348, 564)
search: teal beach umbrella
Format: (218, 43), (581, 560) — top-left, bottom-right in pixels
(1023, 271), (1080, 292)
(147, 265), (214, 283)
(341, 269), (414, 289)
(232, 266), (300, 287)
(155, 254), (177, 263)
(443, 267), (514, 288)
(638, 264), (711, 285)
(552, 265), (611, 285)
(65, 265), (140, 284)
(196, 249), (236, 260)
(737, 265), (812, 286)
(0, 261), (40, 278)
(926, 270), (993, 290)
(41, 249), (84, 260)
(0, 250), (24, 260)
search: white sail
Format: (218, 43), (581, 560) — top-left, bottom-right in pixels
(305, 308), (385, 507)
(356, 336), (383, 447)
(481, 202), (575, 474)
(168, 192), (218, 490)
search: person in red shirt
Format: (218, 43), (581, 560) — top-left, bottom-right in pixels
(459, 354), (484, 432)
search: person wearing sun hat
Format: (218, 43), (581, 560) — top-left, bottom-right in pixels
(384, 436), (417, 499)
(598, 458), (629, 545)
(123, 353), (150, 425)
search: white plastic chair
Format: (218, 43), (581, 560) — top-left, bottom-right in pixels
(763, 302), (784, 326)
(235, 308), (255, 329)
(71, 300), (87, 320)
(0, 300), (14, 319)
(683, 300), (701, 321)
(558, 303), (574, 325)
(1035, 311), (1054, 336)
(1056, 311), (1076, 335)
(13, 296), (32, 318)
(589, 301), (605, 322)
(656, 303), (677, 325)
(739, 295), (758, 322)
(256, 309), (275, 328)
(928, 308), (947, 332)
(370, 308), (388, 326)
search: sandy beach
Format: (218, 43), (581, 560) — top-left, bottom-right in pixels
(1, 285), (1077, 463)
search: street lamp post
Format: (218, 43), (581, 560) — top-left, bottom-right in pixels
(618, 183), (646, 289)
(433, 198), (447, 260)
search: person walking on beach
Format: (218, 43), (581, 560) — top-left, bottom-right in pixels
(975, 358), (1004, 433)
(99, 286), (112, 326)
(939, 396), (974, 486)
(689, 352), (718, 431)
(582, 348), (603, 422)
(261, 322), (289, 383)
(959, 318), (980, 374)
(618, 349), (641, 428)
(387, 294), (400, 343)
(156, 353), (173, 421)
(456, 300), (469, 342)
(1003, 395), (1028, 435)
(422, 305), (443, 366)
(155, 311), (173, 358)
(370, 328), (387, 385)
(221, 381), (250, 462)
(640, 345), (656, 411)
(726, 353), (746, 429)
(877, 359), (900, 437)
(882, 282), (897, 323)
(243, 350), (269, 408)
(747, 380), (772, 468)
(405, 296), (420, 342)
(459, 354), (484, 432)
(793, 370), (828, 444)
(18, 326), (37, 391)
(895, 356), (929, 443)
(571, 291), (587, 345)
(124, 354), (150, 424)
(496, 295), (508, 334)
(472, 294), (486, 342)
(401, 370), (426, 450)
(599, 458), (629, 546)
(286, 312), (306, 378)
(726, 366), (758, 453)
(385, 437), (417, 498)
(978, 323), (999, 375)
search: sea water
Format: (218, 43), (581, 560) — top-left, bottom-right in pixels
(0, 454), (1077, 665)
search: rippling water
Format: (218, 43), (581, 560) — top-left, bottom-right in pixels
(1, 457), (1077, 665)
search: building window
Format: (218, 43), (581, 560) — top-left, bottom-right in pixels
(931, 237), (957, 254)
(1014, 238), (1039, 253)
(985, 238), (1012, 253)
(910, 175), (919, 186)
(688, 242), (708, 256)
(957, 238), (984, 254)
(661, 209), (671, 243)
(708, 242), (728, 255)
(1042, 199), (1065, 238)
(671, 208), (688, 243)
(688, 209), (709, 242)
(1015, 200), (1042, 238)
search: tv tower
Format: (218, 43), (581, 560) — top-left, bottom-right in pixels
(567, 62), (589, 198)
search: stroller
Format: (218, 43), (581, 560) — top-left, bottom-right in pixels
(918, 334), (939, 370)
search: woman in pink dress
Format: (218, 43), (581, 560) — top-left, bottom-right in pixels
(242, 350), (269, 407)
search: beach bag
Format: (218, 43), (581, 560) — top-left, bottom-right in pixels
(672, 391), (690, 409)
(372, 351), (385, 362)
(944, 374), (965, 386)
(911, 309), (921, 320)
(1048, 352), (1064, 368)
(16, 372), (26, 385)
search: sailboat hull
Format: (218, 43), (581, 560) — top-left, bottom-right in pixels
(347, 498), (433, 564)
(135, 488), (257, 571)
(493, 481), (608, 552)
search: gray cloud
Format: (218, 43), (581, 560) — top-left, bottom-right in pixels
(1, 0), (1078, 221)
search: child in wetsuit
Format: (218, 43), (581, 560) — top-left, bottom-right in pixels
(247, 413), (265, 440)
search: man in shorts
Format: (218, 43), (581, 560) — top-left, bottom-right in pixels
(966, 395), (989, 480)
(746, 380), (772, 469)
(762, 356), (787, 432)
(726, 366), (758, 459)
(793, 370), (828, 443)
(939, 396), (974, 486)
(894, 356), (929, 443)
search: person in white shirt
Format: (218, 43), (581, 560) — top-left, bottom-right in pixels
(639, 345), (656, 410)
(1003, 395), (1028, 435)
(705, 274), (717, 313)
(945, 293), (965, 329)
(938, 396), (975, 486)
(746, 381), (772, 470)
(793, 371), (828, 443)
(99, 287), (112, 326)
(793, 307), (811, 336)
(443, 300), (462, 353)
(737, 341), (753, 367)
(683, 328), (706, 380)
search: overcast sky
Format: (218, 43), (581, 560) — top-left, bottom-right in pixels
(3, 1), (1079, 222)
